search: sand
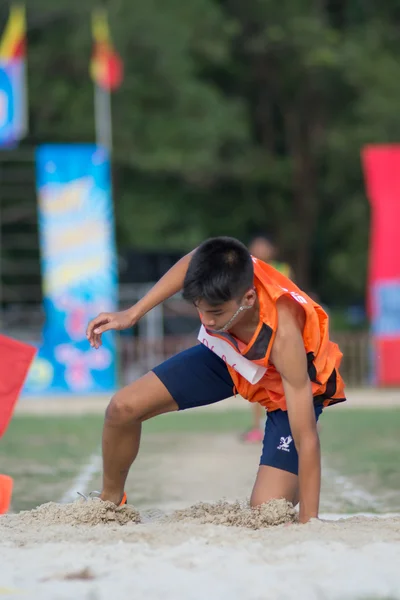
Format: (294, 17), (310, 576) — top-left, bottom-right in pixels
(1, 498), (400, 600)
(1, 496), (296, 534)
(167, 498), (296, 528)
(4, 497), (141, 527)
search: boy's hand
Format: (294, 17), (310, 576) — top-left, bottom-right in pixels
(86, 250), (195, 349)
(87, 309), (138, 349)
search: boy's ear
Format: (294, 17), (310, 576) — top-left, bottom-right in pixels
(243, 288), (256, 306)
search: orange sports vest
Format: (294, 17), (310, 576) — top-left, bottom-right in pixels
(207, 257), (346, 412)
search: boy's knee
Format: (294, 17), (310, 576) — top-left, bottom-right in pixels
(106, 390), (142, 425)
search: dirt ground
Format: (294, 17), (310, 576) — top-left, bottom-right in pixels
(15, 386), (400, 415)
(117, 432), (386, 514)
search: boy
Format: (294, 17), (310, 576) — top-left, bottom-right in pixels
(86, 237), (346, 523)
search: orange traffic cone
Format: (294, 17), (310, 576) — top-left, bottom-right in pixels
(0, 474), (13, 514)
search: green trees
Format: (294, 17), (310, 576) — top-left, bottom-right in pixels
(12, 0), (400, 305)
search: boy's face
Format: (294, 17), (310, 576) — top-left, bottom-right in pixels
(195, 289), (256, 333)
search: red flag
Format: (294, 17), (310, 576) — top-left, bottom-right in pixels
(90, 9), (123, 91)
(0, 334), (36, 438)
(0, 4), (26, 62)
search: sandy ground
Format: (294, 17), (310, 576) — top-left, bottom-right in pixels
(1, 508), (400, 600)
(15, 386), (400, 415)
(1, 425), (400, 599)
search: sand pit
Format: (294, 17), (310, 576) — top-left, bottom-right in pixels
(2, 415), (399, 599)
(3, 497), (295, 530)
(1, 498), (400, 600)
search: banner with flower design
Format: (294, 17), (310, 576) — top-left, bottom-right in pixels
(24, 144), (118, 394)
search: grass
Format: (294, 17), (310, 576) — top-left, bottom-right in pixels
(0, 415), (103, 512)
(1, 407), (399, 513)
(320, 408), (400, 506)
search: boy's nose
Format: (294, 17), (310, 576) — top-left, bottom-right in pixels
(199, 312), (215, 328)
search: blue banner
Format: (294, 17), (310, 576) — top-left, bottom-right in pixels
(24, 144), (118, 394)
(372, 280), (400, 336)
(0, 60), (27, 146)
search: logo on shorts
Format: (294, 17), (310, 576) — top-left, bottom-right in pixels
(277, 435), (293, 452)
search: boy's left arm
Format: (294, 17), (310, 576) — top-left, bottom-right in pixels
(270, 296), (321, 524)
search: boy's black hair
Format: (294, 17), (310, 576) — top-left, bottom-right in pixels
(183, 237), (254, 306)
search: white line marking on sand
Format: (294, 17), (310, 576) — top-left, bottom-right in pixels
(60, 452), (102, 504)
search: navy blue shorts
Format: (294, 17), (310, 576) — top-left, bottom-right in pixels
(152, 344), (323, 475)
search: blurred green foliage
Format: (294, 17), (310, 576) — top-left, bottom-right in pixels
(7, 0), (400, 307)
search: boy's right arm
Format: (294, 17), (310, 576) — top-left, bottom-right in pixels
(86, 249), (196, 348)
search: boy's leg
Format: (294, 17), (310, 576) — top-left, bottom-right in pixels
(101, 344), (233, 504)
(101, 371), (177, 504)
(250, 405), (323, 508)
(250, 465), (299, 507)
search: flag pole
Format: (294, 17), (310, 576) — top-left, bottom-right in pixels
(91, 7), (122, 154)
(94, 83), (112, 153)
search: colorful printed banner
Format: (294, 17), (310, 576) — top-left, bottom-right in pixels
(24, 144), (118, 394)
(0, 5), (27, 146)
(0, 60), (26, 146)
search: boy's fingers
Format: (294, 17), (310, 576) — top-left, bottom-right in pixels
(87, 314), (110, 339)
(93, 321), (114, 335)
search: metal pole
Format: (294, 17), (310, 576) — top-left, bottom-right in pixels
(94, 83), (112, 153)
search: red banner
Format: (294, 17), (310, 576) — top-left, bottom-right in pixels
(361, 145), (400, 385)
